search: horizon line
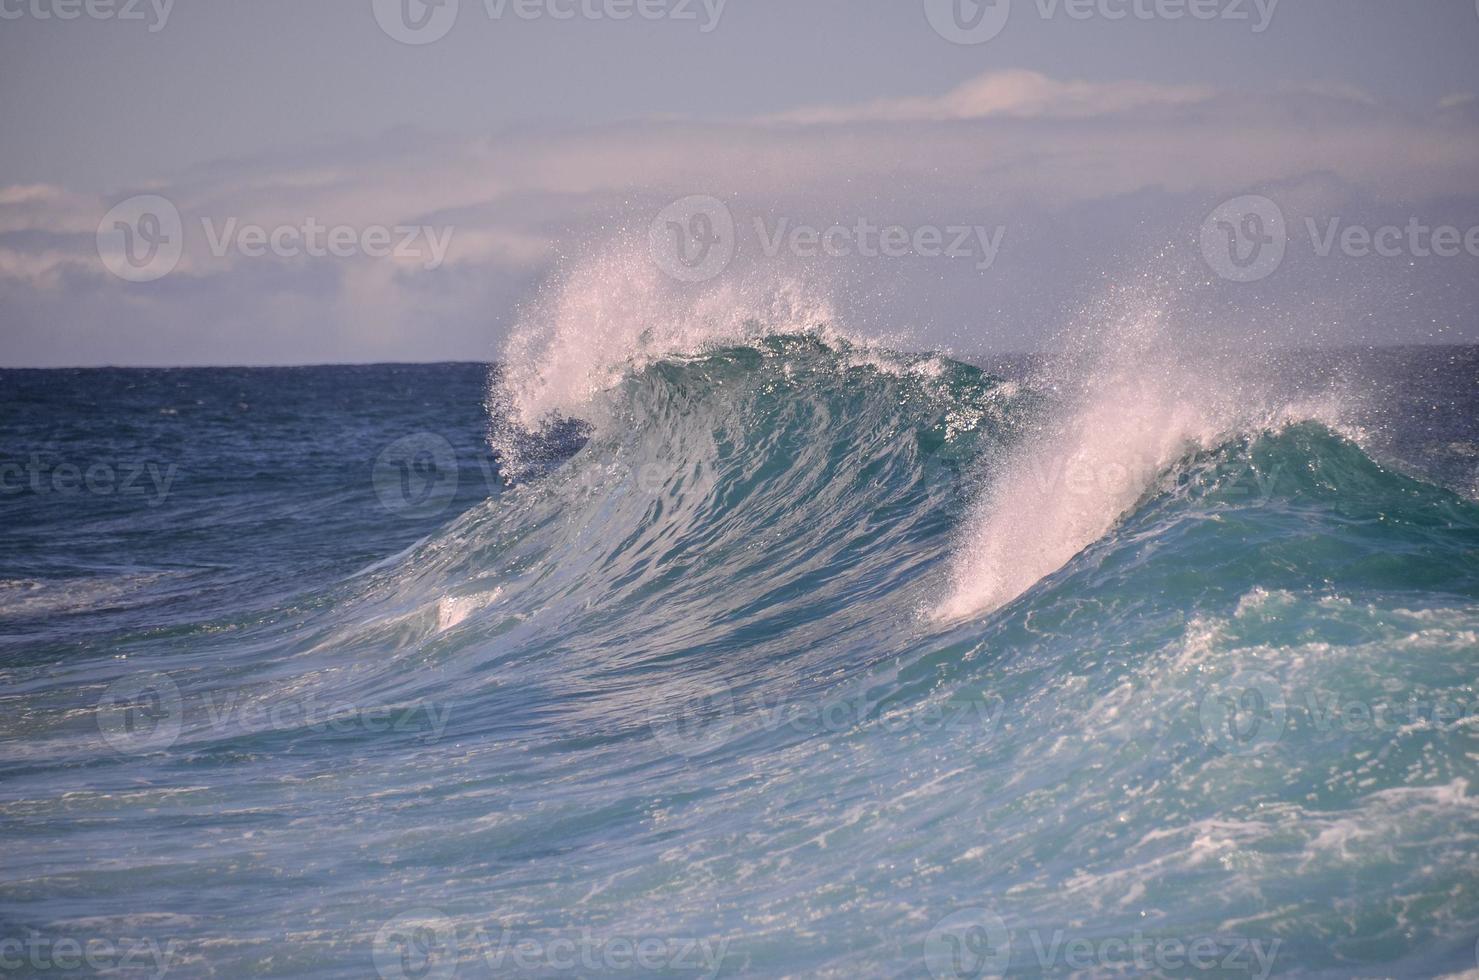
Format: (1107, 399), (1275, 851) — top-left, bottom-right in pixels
(2, 340), (1476, 372)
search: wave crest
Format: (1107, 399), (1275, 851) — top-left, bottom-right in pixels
(487, 242), (852, 480)
(934, 306), (1350, 620)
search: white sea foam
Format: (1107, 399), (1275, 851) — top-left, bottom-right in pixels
(435, 587), (503, 632)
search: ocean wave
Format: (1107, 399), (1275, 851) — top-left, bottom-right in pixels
(6, 325), (1478, 975)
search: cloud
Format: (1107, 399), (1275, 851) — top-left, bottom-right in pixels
(768, 69), (1216, 123)
(2, 71), (1478, 365)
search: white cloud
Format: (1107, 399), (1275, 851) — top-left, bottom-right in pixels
(768, 69), (1215, 123)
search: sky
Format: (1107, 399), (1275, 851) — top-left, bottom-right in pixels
(2, 0), (1478, 365)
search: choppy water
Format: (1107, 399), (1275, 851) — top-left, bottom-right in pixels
(2, 326), (1478, 976)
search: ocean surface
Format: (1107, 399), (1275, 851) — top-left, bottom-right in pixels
(2, 332), (1478, 976)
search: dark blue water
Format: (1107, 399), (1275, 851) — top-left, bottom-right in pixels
(1, 344), (1477, 978)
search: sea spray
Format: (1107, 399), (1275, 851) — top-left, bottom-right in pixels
(934, 293), (1346, 620)
(485, 238), (851, 481)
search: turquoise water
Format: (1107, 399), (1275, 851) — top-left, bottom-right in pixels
(1, 340), (1477, 977)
